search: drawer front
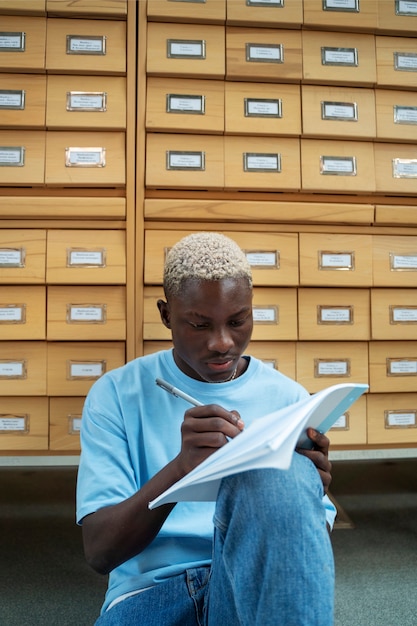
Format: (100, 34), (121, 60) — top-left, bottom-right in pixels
(0, 396), (48, 451)
(301, 85), (376, 140)
(147, 22), (225, 79)
(46, 18), (126, 74)
(47, 341), (125, 395)
(0, 130), (45, 185)
(46, 0), (127, 18)
(226, 0), (302, 28)
(369, 341), (417, 393)
(298, 288), (371, 341)
(367, 393), (417, 445)
(0, 74), (46, 128)
(144, 229), (299, 287)
(0, 229), (46, 284)
(376, 35), (417, 90)
(224, 136), (300, 191)
(47, 285), (126, 340)
(146, 77), (225, 134)
(0, 16), (46, 71)
(302, 30), (376, 86)
(374, 142), (417, 195)
(371, 288), (417, 340)
(0, 0), (45, 14)
(375, 204), (417, 227)
(147, 0), (225, 23)
(296, 341), (369, 393)
(377, 0), (417, 34)
(146, 133), (224, 190)
(0, 285), (46, 339)
(327, 396), (367, 447)
(376, 89), (417, 143)
(225, 82), (301, 137)
(299, 232), (373, 287)
(226, 27), (302, 83)
(0, 341), (47, 396)
(301, 139), (376, 193)
(49, 396), (84, 452)
(143, 286), (298, 341)
(45, 131), (125, 187)
(372, 235), (417, 287)
(303, 0), (377, 31)
(46, 230), (126, 284)
(46, 75), (126, 130)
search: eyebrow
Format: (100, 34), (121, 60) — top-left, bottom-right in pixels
(185, 306), (252, 320)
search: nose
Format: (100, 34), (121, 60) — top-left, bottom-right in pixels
(207, 326), (234, 353)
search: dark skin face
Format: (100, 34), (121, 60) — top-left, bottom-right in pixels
(157, 277), (253, 383)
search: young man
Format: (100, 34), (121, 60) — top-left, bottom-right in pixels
(77, 232), (336, 625)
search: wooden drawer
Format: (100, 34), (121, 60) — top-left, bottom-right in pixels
(374, 142), (417, 195)
(302, 30), (376, 86)
(47, 285), (126, 340)
(47, 341), (125, 396)
(376, 36), (417, 90)
(0, 341), (47, 396)
(303, 0), (377, 31)
(327, 395), (367, 447)
(225, 82), (301, 136)
(45, 18), (126, 75)
(0, 229), (46, 284)
(226, 0), (303, 28)
(226, 27), (302, 83)
(147, 0), (225, 23)
(0, 397), (48, 451)
(372, 235), (417, 287)
(44, 131), (125, 187)
(224, 136), (300, 191)
(371, 288), (417, 340)
(146, 77), (224, 135)
(46, 75), (126, 130)
(298, 288), (371, 341)
(0, 16), (46, 72)
(296, 341), (369, 393)
(144, 229), (299, 287)
(0, 74), (46, 128)
(146, 133), (224, 190)
(143, 286), (298, 341)
(301, 139), (376, 193)
(299, 232), (373, 287)
(0, 196), (125, 220)
(147, 22), (225, 79)
(46, 0), (127, 18)
(301, 85), (376, 140)
(46, 229), (126, 284)
(369, 341), (417, 393)
(0, 130), (45, 185)
(375, 89), (417, 143)
(0, 285), (45, 340)
(142, 339), (297, 380)
(367, 393), (417, 445)
(49, 396), (84, 452)
(377, 0), (417, 35)
(0, 0), (45, 15)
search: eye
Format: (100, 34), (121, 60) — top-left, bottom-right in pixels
(229, 318), (246, 327)
(189, 321), (209, 329)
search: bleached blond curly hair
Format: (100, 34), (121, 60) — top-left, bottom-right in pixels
(163, 232), (253, 298)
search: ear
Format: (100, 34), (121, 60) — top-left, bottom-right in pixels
(157, 299), (171, 329)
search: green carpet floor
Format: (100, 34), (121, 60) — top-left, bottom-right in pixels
(1, 459), (416, 625)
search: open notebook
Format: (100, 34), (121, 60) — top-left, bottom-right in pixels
(149, 382), (368, 509)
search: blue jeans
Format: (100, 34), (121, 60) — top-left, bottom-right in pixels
(95, 453), (334, 626)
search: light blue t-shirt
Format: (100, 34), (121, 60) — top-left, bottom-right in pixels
(76, 350), (336, 614)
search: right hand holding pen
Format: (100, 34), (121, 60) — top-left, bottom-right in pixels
(179, 404), (244, 474)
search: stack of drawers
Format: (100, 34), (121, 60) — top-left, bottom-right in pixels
(0, 0), (130, 453)
(142, 0), (417, 450)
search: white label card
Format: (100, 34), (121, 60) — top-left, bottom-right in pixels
(252, 306), (278, 324)
(322, 47), (358, 66)
(67, 35), (106, 55)
(394, 106), (417, 125)
(0, 90), (25, 109)
(319, 307), (353, 323)
(167, 40), (205, 58)
(330, 413), (349, 430)
(67, 92), (107, 112)
(390, 307), (417, 323)
(0, 147), (24, 166)
(247, 44), (283, 63)
(323, 0), (359, 10)
(167, 94), (205, 114)
(386, 411), (417, 428)
(68, 362), (104, 379)
(319, 252), (354, 270)
(390, 254), (417, 270)
(320, 156), (356, 175)
(388, 359), (417, 375)
(0, 415), (28, 432)
(245, 251), (279, 268)
(244, 98), (282, 118)
(68, 305), (105, 323)
(0, 305), (24, 323)
(393, 159), (417, 178)
(0, 32), (25, 51)
(321, 102), (357, 121)
(68, 249), (105, 267)
(316, 360), (350, 376)
(394, 53), (417, 71)
(0, 361), (25, 378)
(0, 248), (24, 267)
(396, 0), (417, 15)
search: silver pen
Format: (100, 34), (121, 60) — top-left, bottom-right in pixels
(155, 378), (204, 407)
